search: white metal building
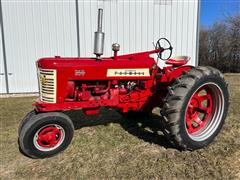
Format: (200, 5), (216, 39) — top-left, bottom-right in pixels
(0, 0), (200, 94)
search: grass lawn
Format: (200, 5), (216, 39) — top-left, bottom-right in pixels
(0, 74), (240, 179)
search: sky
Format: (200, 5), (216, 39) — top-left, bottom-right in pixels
(201, 0), (240, 27)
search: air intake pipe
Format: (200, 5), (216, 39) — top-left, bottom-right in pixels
(94, 8), (105, 60)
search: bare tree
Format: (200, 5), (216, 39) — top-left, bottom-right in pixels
(199, 14), (240, 73)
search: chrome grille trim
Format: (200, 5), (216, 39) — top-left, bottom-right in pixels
(38, 68), (56, 103)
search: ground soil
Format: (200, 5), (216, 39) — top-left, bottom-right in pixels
(0, 74), (239, 179)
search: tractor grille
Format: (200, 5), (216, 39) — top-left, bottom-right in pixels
(38, 68), (57, 103)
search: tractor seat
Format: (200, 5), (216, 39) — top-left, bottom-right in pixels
(166, 56), (190, 66)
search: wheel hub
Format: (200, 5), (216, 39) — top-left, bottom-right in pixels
(186, 86), (213, 134)
(37, 126), (62, 148)
(33, 124), (65, 151)
(188, 97), (200, 118)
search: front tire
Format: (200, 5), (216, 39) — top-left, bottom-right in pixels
(161, 66), (229, 150)
(18, 112), (74, 158)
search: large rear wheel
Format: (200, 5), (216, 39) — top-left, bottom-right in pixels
(161, 66), (229, 150)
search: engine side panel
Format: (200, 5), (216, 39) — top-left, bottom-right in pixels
(37, 56), (156, 81)
(37, 55), (157, 104)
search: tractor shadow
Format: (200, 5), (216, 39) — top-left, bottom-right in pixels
(64, 108), (173, 149)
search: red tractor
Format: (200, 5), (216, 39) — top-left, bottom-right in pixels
(18, 9), (229, 158)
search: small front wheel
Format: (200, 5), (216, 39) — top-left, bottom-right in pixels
(18, 112), (74, 158)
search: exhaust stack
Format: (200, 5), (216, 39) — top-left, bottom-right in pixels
(94, 8), (105, 59)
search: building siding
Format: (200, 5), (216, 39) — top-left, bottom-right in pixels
(1, 0), (78, 93)
(0, 26), (6, 93)
(0, 0), (199, 93)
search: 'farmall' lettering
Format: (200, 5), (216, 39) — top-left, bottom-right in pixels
(107, 68), (150, 77)
(114, 70), (144, 76)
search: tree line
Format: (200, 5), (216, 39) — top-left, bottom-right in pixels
(199, 14), (240, 73)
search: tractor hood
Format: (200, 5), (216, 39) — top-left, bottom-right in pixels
(37, 52), (157, 80)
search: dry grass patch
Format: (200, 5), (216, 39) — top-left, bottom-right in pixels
(0, 75), (240, 179)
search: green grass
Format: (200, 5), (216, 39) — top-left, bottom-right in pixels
(0, 74), (240, 179)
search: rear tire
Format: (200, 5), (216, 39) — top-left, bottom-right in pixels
(18, 112), (74, 158)
(161, 66), (229, 150)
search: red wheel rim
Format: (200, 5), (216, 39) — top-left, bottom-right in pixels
(33, 124), (65, 151)
(185, 86), (213, 134)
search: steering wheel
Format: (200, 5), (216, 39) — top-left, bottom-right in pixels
(155, 38), (173, 60)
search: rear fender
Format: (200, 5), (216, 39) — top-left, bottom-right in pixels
(161, 65), (193, 83)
